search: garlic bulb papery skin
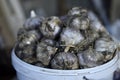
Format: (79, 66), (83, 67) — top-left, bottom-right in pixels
(23, 17), (44, 30)
(77, 48), (104, 68)
(40, 16), (62, 39)
(95, 38), (117, 53)
(23, 11), (44, 30)
(15, 43), (36, 62)
(88, 11), (108, 33)
(68, 7), (87, 16)
(51, 52), (79, 70)
(36, 39), (57, 66)
(60, 28), (84, 46)
(75, 29), (99, 51)
(69, 16), (90, 30)
(95, 38), (117, 61)
(17, 28), (27, 41)
(18, 30), (41, 48)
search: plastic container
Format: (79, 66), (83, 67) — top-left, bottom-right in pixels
(12, 49), (119, 80)
(118, 51), (120, 68)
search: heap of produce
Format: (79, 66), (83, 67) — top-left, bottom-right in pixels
(15, 7), (118, 70)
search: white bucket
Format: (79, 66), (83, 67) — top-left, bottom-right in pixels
(12, 49), (119, 80)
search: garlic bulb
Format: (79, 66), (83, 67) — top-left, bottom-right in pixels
(17, 28), (27, 42)
(23, 17), (44, 30)
(95, 38), (117, 53)
(77, 47), (104, 68)
(18, 30), (41, 47)
(67, 7), (89, 30)
(36, 39), (57, 66)
(15, 43), (36, 60)
(68, 7), (87, 16)
(60, 28), (84, 46)
(16, 30), (40, 60)
(69, 15), (90, 30)
(95, 38), (117, 61)
(51, 52), (79, 70)
(23, 11), (44, 30)
(75, 29), (99, 51)
(88, 11), (110, 36)
(40, 16), (62, 39)
(15, 7), (118, 69)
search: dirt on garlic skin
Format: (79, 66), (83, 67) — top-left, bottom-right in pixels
(51, 52), (79, 70)
(40, 16), (62, 39)
(77, 47), (104, 68)
(36, 39), (57, 66)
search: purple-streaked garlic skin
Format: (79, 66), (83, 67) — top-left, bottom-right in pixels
(36, 39), (57, 66)
(60, 28), (84, 46)
(40, 16), (62, 39)
(77, 48), (104, 68)
(51, 52), (79, 70)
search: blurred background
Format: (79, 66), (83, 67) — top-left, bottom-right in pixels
(0, 0), (120, 80)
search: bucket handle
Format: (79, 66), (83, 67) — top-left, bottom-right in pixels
(83, 76), (95, 80)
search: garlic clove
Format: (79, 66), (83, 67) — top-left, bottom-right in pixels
(51, 52), (79, 70)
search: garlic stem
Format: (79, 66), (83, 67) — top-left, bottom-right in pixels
(30, 10), (36, 18)
(64, 46), (70, 52)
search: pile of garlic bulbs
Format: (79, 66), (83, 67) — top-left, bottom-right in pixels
(15, 7), (118, 70)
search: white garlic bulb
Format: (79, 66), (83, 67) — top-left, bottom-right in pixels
(51, 52), (79, 70)
(77, 47), (104, 68)
(40, 16), (62, 39)
(61, 28), (84, 46)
